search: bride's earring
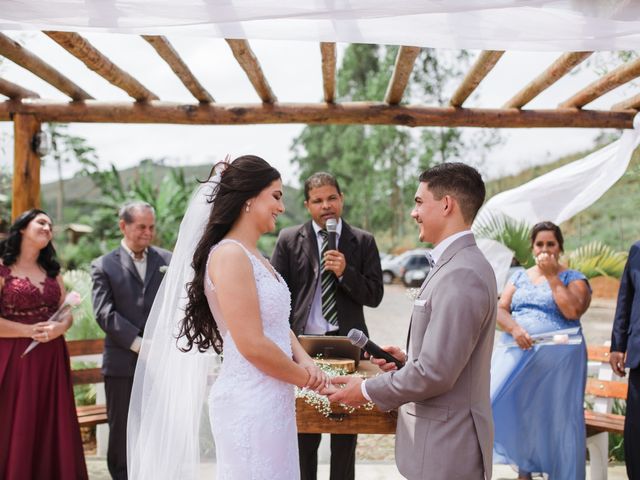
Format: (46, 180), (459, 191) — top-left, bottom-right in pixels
(245, 202), (251, 213)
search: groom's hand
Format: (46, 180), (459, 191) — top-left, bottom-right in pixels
(368, 345), (406, 371)
(328, 376), (367, 407)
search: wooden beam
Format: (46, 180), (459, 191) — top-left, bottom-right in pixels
(0, 77), (39, 99)
(503, 52), (592, 109)
(385, 46), (421, 105)
(450, 51), (504, 107)
(44, 31), (158, 102)
(611, 93), (640, 111)
(225, 39), (276, 103)
(320, 42), (336, 103)
(142, 35), (214, 103)
(12, 113), (41, 220)
(0, 100), (634, 129)
(560, 57), (640, 108)
(0, 33), (92, 101)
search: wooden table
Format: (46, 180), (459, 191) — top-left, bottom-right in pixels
(296, 361), (397, 434)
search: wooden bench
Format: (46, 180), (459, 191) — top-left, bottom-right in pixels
(68, 338), (107, 427)
(585, 345), (628, 480)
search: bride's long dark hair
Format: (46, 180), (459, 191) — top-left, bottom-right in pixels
(179, 155), (281, 353)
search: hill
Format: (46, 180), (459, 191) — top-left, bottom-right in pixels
(42, 144), (640, 253)
(41, 162), (309, 227)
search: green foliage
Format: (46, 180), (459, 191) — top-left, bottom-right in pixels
(0, 171), (11, 234)
(44, 123), (99, 223)
(567, 241), (628, 279)
(474, 213), (534, 267)
(79, 159), (191, 249)
(63, 269), (104, 341)
(609, 399), (626, 461)
(58, 236), (104, 271)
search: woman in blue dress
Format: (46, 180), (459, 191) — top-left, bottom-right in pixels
(491, 221), (592, 480)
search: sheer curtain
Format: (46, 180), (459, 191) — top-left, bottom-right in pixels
(2, 1), (640, 50)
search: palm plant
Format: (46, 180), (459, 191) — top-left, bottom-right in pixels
(63, 269), (102, 406)
(566, 241), (628, 279)
(63, 269), (104, 340)
(473, 212), (534, 267)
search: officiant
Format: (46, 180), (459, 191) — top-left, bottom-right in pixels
(271, 172), (384, 480)
(91, 202), (172, 480)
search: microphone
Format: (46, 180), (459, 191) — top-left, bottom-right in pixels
(347, 329), (404, 369)
(326, 217), (338, 251)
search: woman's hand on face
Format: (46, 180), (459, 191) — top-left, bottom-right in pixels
(536, 252), (560, 277)
(32, 321), (66, 342)
(511, 324), (533, 350)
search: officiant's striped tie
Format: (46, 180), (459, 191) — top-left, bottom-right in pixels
(319, 230), (338, 326)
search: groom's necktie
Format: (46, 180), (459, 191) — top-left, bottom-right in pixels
(319, 230), (338, 326)
(425, 251), (435, 269)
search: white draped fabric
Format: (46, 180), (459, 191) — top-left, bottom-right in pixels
(477, 114), (640, 228)
(2, 1), (640, 51)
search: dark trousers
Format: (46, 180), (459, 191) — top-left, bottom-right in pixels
(626, 368), (640, 480)
(298, 433), (357, 480)
(105, 376), (134, 480)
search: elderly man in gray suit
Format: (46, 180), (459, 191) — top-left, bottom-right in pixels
(330, 163), (497, 480)
(91, 202), (171, 480)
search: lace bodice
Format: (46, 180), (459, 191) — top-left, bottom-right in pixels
(509, 269), (589, 335)
(0, 264), (60, 324)
(204, 239), (292, 359)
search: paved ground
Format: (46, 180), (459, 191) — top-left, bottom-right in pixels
(87, 285), (625, 479)
(86, 456), (628, 479)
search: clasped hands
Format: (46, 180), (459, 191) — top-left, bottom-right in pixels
(29, 320), (66, 343)
(302, 345), (406, 407)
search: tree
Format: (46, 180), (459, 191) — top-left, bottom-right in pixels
(291, 45), (502, 243)
(79, 159), (191, 250)
(45, 124), (98, 223)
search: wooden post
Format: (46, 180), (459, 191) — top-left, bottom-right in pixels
(12, 114), (41, 220)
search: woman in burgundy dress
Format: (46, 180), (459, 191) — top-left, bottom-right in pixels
(0, 209), (88, 480)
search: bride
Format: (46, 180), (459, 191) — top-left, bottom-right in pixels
(127, 155), (330, 479)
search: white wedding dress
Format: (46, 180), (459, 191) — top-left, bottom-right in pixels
(204, 239), (300, 480)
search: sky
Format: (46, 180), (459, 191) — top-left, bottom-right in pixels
(0, 31), (635, 188)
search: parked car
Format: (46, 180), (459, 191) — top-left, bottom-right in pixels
(400, 251), (432, 287)
(380, 248), (430, 285)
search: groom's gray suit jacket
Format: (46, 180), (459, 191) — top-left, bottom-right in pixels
(366, 234), (497, 480)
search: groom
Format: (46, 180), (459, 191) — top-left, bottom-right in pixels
(330, 163), (497, 480)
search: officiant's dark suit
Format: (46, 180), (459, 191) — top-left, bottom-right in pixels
(610, 240), (640, 480)
(91, 202), (171, 480)
(271, 172), (384, 480)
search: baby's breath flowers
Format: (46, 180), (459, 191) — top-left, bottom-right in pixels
(296, 357), (375, 417)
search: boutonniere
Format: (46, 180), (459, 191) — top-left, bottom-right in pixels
(405, 288), (420, 301)
(159, 265), (168, 274)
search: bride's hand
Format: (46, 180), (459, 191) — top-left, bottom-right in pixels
(302, 363), (330, 392)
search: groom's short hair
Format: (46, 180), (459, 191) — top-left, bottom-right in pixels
(419, 162), (485, 223)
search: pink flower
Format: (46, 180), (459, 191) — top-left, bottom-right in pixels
(64, 291), (82, 307)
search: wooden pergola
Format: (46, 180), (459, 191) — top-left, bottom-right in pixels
(2, 31), (639, 219)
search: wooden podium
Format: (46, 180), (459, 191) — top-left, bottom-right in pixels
(296, 361), (397, 434)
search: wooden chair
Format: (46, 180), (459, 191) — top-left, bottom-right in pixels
(585, 345), (627, 480)
(68, 339), (108, 445)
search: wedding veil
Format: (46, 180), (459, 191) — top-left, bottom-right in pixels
(127, 172), (221, 479)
